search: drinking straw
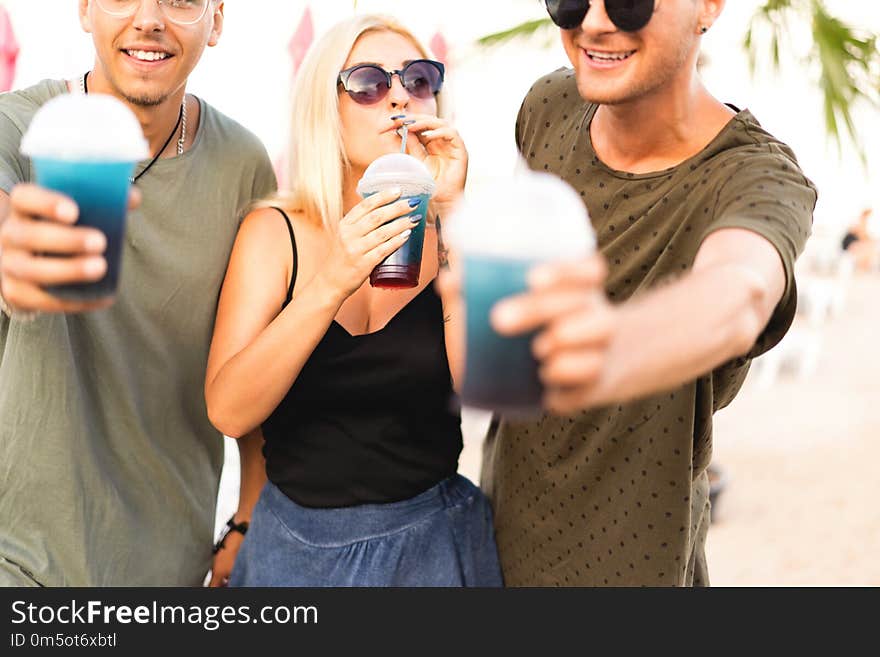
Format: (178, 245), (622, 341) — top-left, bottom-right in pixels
(399, 119), (416, 153)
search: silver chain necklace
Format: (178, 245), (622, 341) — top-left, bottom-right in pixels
(79, 72), (187, 180)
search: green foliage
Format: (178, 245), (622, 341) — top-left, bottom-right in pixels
(745, 0), (878, 162)
(477, 18), (554, 47)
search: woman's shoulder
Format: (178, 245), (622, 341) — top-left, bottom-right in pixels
(228, 207), (295, 263)
(239, 205), (325, 254)
(241, 205), (310, 233)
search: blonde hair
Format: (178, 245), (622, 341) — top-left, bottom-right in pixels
(263, 14), (445, 230)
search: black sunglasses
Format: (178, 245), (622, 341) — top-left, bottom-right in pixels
(545, 0), (656, 32)
(338, 59), (445, 105)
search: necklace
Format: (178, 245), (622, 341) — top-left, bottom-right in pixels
(80, 72), (187, 184)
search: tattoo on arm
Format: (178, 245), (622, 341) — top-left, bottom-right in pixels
(436, 215), (450, 271)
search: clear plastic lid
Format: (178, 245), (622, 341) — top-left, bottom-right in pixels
(448, 164), (595, 261)
(21, 93), (149, 162)
(356, 153), (436, 197)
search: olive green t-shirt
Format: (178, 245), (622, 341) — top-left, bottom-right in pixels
(0, 79), (277, 586)
(481, 68), (816, 586)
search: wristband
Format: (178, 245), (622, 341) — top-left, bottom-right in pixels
(212, 516), (249, 554)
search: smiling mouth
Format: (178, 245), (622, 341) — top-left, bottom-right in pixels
(123, 49), (173, 62)
(585, 49), (636, 63)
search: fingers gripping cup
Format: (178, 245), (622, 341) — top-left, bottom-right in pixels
(20, 93), (149, 302)
(448, 168), (595, 415)
(357, 153), (436, 289)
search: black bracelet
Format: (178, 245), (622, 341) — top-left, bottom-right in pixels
(212, 516), (249, 554)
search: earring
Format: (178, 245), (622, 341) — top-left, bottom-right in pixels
(700, 25), (709, 34)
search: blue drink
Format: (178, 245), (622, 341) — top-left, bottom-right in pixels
(20, 93), (148, 303)
(33, 158), (137, 301)
(461, 254), (543, 414)
(449, 167), (595, 415)
(369, 193), (430, 289)
(357, 152), (436, 290)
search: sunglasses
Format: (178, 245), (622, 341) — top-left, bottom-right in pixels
(338, 59), (445, 105)
(545, 0), (657, 32)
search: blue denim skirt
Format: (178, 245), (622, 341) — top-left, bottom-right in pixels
(229, 474), (503, 587)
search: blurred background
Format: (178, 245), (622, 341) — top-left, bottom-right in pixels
(2, 0), (878, 585)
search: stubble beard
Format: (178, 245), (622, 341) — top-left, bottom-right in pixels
(121, 92), (168, 108)
(577, 39), (695, 106)
(104, 69), (173, 108)
(116, 81), (170, 108)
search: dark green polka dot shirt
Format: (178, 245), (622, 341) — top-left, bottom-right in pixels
(481, 68), (817, 587)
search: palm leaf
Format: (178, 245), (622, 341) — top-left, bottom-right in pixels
(745, 0), (879, 164)
(476, 18), (554, 47)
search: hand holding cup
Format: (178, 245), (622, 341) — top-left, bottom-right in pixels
(0, 184), (141, 314)
(491, 255), (617, 414)
(316, 187), (419, 299)
(2, 93), (149, 312)
(446, 167), (597, 414)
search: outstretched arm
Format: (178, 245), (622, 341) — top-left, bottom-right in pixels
(492, 227), (786, 413)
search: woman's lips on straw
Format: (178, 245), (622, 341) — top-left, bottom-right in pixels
(397, 119), (416, 138)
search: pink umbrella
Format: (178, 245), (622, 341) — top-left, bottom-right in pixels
(288, 6), (314, 78)
(0, 6), (19, 92)
(430, 32), (449, 67)
(273, 6), (315, 189)
(275, 6), (316, 188)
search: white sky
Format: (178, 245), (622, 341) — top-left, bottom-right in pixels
(3, 0), (879, 230)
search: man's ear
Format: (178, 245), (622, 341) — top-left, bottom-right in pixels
(79, 0), (93, 33)
(207, 1), (225, 48)
(698, 0), (726, 33)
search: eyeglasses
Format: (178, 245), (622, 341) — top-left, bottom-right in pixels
(337, 60), (445, 106)
(94, 0), (212, 26)
(545, 0), (657, 33)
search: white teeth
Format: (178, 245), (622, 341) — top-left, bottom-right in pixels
(586, 50), (635, 62)
(126, 50), (170, 62)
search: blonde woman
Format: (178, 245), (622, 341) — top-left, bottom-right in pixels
(204, 15), (502, 586)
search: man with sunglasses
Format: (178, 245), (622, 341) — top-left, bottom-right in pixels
(479, 0), (817, 585)
(0, 0), (276, 586)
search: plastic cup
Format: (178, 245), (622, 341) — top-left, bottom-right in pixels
(20, 93), (148, 301)
(357, 153), (436, 289)
(447, 167), (595, 415)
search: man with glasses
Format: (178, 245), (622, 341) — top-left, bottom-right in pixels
(0, 0), (276, 585)
(479, 0), (817, 585)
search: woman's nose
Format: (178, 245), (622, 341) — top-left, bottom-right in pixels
(387, 73), (410, 110)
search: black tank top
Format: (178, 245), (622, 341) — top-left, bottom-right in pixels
(261, 208), (463, 508)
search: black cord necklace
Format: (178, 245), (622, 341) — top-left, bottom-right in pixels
(81, 71), (185, 184)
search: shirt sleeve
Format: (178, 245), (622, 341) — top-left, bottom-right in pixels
(0, 108), (27, 194)
(514, 94), (527, 156)
(513, 68), (572, 161)
(232, 135), (277, 225)
(701, 146), (817, 358)
(251, 144), (278, 202)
